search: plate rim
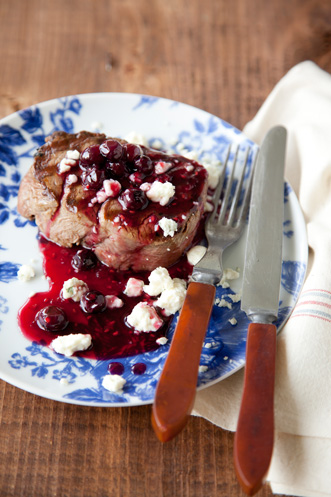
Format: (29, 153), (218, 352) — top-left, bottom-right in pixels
(0, 92), (308, 406)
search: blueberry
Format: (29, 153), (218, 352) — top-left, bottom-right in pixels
(118, 188), (148, 210)
(134, 155), (153, 175)
(124, 143), (142, 162)
(36, 306), (68, 332)
(105, 161), (128, 179)
(80, 145), (104, 170)
(72, 249), (98, 271)
(81, 291), (107, 314)
(81, 168), (105, 190)
(100, 140), (123, 162)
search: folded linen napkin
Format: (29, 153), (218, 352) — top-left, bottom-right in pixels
(193, 61), (331, 497)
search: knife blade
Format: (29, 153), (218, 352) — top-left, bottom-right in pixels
(234, 125), (287, 496)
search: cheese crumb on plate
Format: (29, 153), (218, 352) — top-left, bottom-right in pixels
(127, 302), (163, 332)
(51, 333), (92, 357)
(17, 264), (35, 282)
(62, 278), (88, 302)
(102, 374), (126, 393)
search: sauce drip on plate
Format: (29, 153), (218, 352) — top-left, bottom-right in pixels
(18, 235), (193, 360)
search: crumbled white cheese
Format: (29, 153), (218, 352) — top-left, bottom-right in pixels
(66, 149), (80, 160)
(58, 150), (80, 174)
(219, 268), (240, 288)
(127, 302), (163, 332)
(199, 365), (208, 373)
(182, 150), (199, 162)
(105, 179), (121, 196)
(215, 297), (232, 309)
(62, 278), (88, 302)
(60, 378), (70, 386)
(51, 333), (92, 357)
(124, 131), (148, 146)
(204, 201), (214, 213)
(202, 159), (222, 189)
(155, 278), (187, 316)
(158, 217), (178, 237)
(91, 179), (121, 204)
(141, 181), (175, 206)
(151, 139), (163, 150)
(155, 161), (173, 174)
(124, 278), (144, 297)
(67, 174), (78, 185)
(58, 158), (76, 173)
(176, 142), (188, 153)
(140, 183), (150, 192)
(186, 245), (207, 265)
(156, 337), (168, 345)
(102, 374), (126, 393)
(224, 268), (240, 280)
(229, 292), (241, 303)
(143, 267), (173, 296)
(106, 295), (124, 309)
(143, 267), (187, 315)
(17, 264), (35, 282)
(229, 317), (238, 326)
(204, 342), (212, 349)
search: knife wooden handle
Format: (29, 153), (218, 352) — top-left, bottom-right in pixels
(234, 322), (277, 495)
(152, 281), (216, 442)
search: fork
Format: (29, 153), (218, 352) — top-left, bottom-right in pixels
(151, 144), (256, 442)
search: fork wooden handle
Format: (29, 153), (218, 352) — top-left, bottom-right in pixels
(234, 322), (277, 495)
(152, 281), (216, 442)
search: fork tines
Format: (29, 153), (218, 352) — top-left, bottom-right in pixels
(210, 145), (257, 229)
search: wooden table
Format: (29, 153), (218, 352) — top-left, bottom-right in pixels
(0, 1), (330, 496)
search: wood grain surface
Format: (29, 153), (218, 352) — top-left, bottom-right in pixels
(0, 1), (331, 496)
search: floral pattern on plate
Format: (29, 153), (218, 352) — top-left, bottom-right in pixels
(0, 93), (307, 406)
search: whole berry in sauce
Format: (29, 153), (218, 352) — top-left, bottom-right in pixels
(81, 291), (107, 314)
(81, 168), (105, 190)
(124, 143), (142, 162)
(134, 155), (154, 175)
(105, 160), (128, 179)
(79, 145), (104, 170)
(71, 249), (98, 271)
(118, 188), (148, 211)
(99, 140), (123, 162)
(36, 306), (69, 332)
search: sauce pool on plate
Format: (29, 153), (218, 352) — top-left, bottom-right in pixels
(18, 235), (194, 360)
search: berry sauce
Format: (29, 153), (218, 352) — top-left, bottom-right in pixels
(17, 235), (193, 360)
(53, 138), (208, 234)
(108, 362), (125, 375)
(131, 363), (147, 375)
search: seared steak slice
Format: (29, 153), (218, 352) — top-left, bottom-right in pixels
(18, 131), (208, 271)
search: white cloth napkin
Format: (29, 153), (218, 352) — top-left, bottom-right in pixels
(193, 61), (331, 497)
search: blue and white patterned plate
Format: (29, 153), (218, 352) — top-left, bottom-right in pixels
(0, 93), (307, 406)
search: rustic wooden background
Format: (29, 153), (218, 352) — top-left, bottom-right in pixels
(0, 0), (331, 496)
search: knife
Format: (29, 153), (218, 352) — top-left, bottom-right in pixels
(234, 126), (287, 496)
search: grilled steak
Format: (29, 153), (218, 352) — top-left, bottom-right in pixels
(18, 131), (208, 271)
